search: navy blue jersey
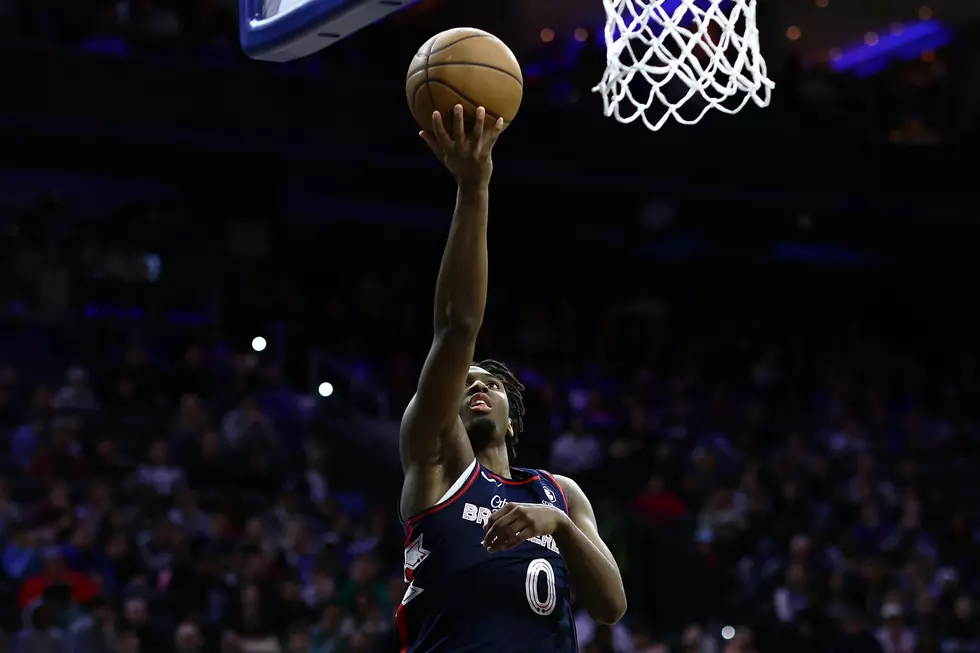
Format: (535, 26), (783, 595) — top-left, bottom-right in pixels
(395, 460), (578, 653)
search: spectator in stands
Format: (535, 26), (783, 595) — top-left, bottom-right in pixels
(10, 417), (44, 469)
(632, 475), (688, 527)
(550, 414), (603, 474)
(51, 367), (98, 412)
(0, 481), (22, 538)
(221, 395), (274, 450)
(3, 522), (40, 581)
(17, 547), (98, 610)
(67, 594), (117, 653)
(309, 600), (353, 652)
(61, 522), (114, 592)
(875, 601), (915, 653)
(30, 417), (85, 481)
(13, 601), (63, 653)
(136, 439), (184, 496)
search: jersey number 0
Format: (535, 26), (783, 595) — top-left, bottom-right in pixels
(524, 558), (557, 616)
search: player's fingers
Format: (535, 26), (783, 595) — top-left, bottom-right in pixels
(419, 131), (442, 159)
(488, 517), (532, 551)
(432, 111), (453, 149)
(482, 515), (519, 549)
(483, 502), (516, 531)
(481, 117), (505, 156)
(483, 504), (517, 541)
(471, 107), (486, 147)
(483, 511), (524, 547)
(452, 105), (466, 147)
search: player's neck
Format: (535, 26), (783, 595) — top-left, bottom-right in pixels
(476, 446), (511, 479)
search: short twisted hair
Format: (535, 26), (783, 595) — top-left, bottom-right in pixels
(477, 359), (525, 460)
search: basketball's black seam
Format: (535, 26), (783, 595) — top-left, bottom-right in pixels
(412, 78), (428, 114)
(422, 61), (523, 87)
(424, 34), (438, 126)
(424, 79), (513, 124)
(414, 33), (494, 58)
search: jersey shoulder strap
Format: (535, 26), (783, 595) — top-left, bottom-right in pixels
(512, 467), (570, 514)
(399, 458), (480, 527)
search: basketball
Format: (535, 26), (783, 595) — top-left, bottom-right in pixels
(406, 28), (523, 135)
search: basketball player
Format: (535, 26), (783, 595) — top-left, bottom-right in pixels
(395, 105), (627, 652)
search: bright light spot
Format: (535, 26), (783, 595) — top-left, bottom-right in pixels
(815, 0), (828, 6)
(890, 22), (904, 34)
(540, 28), (555, 43)
(864, 32), (879, 46)
(829, 47), (843, 60)
(786, 26), (801, 41)
(574, 28), (588, 42)
(251, 337), (267, 352)
(919, 5), (932, 19)
(318, 382), (334, 398)
(721, 626), (736, 640)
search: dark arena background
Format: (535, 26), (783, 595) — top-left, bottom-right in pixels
(0, 0), (978, 651)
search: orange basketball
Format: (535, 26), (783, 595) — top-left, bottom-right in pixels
(406, 28), (523, 134)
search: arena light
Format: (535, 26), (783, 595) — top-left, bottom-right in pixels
(829, 19), (951, 77)
(318, 382), (334, 398)
(251, 336), (267, 352)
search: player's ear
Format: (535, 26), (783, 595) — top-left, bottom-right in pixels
(507, 418), (513, 437)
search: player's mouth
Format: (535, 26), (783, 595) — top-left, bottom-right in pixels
(468, 393), (493, 414)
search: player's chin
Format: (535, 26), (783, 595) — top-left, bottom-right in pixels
(462, 413), (497, 441)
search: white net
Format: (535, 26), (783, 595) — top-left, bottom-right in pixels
(594, 0), (775, 131)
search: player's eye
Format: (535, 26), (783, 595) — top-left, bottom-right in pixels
(488, 382), (499, 389)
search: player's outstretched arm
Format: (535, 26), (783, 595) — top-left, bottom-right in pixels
(400, 106), (505, 505)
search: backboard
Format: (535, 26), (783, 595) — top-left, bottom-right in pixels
(240, 0), (419, 62)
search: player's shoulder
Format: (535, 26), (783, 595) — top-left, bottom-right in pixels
(507, 467), (568, 511)
(536, 471), (592, 514)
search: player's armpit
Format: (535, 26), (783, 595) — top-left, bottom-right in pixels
(551, 474), (628, 625)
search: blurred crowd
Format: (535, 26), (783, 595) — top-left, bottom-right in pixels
(0, 244), (977, 653)
(0, 327), (409, 653)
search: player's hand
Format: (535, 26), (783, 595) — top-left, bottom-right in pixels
(482, 502), (568, 552)
(420, 105), (504, 188)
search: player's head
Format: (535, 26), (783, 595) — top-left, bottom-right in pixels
(459, 359), (525, 460)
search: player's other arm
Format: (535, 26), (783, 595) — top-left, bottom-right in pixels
(482, 474), (627, 624)
(552, 474), (627, 624)
(399, 108), (505, 496)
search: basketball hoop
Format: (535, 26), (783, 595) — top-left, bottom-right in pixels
(594, 0), (775, 131)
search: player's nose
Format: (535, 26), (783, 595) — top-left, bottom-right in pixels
(468, 380), (490, 395)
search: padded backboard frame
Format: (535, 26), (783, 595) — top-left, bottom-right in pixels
(240, 0), (419, 62)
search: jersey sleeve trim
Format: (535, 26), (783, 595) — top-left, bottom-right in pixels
(403, 458), (479, 526)
(538, 469), (570, 514)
